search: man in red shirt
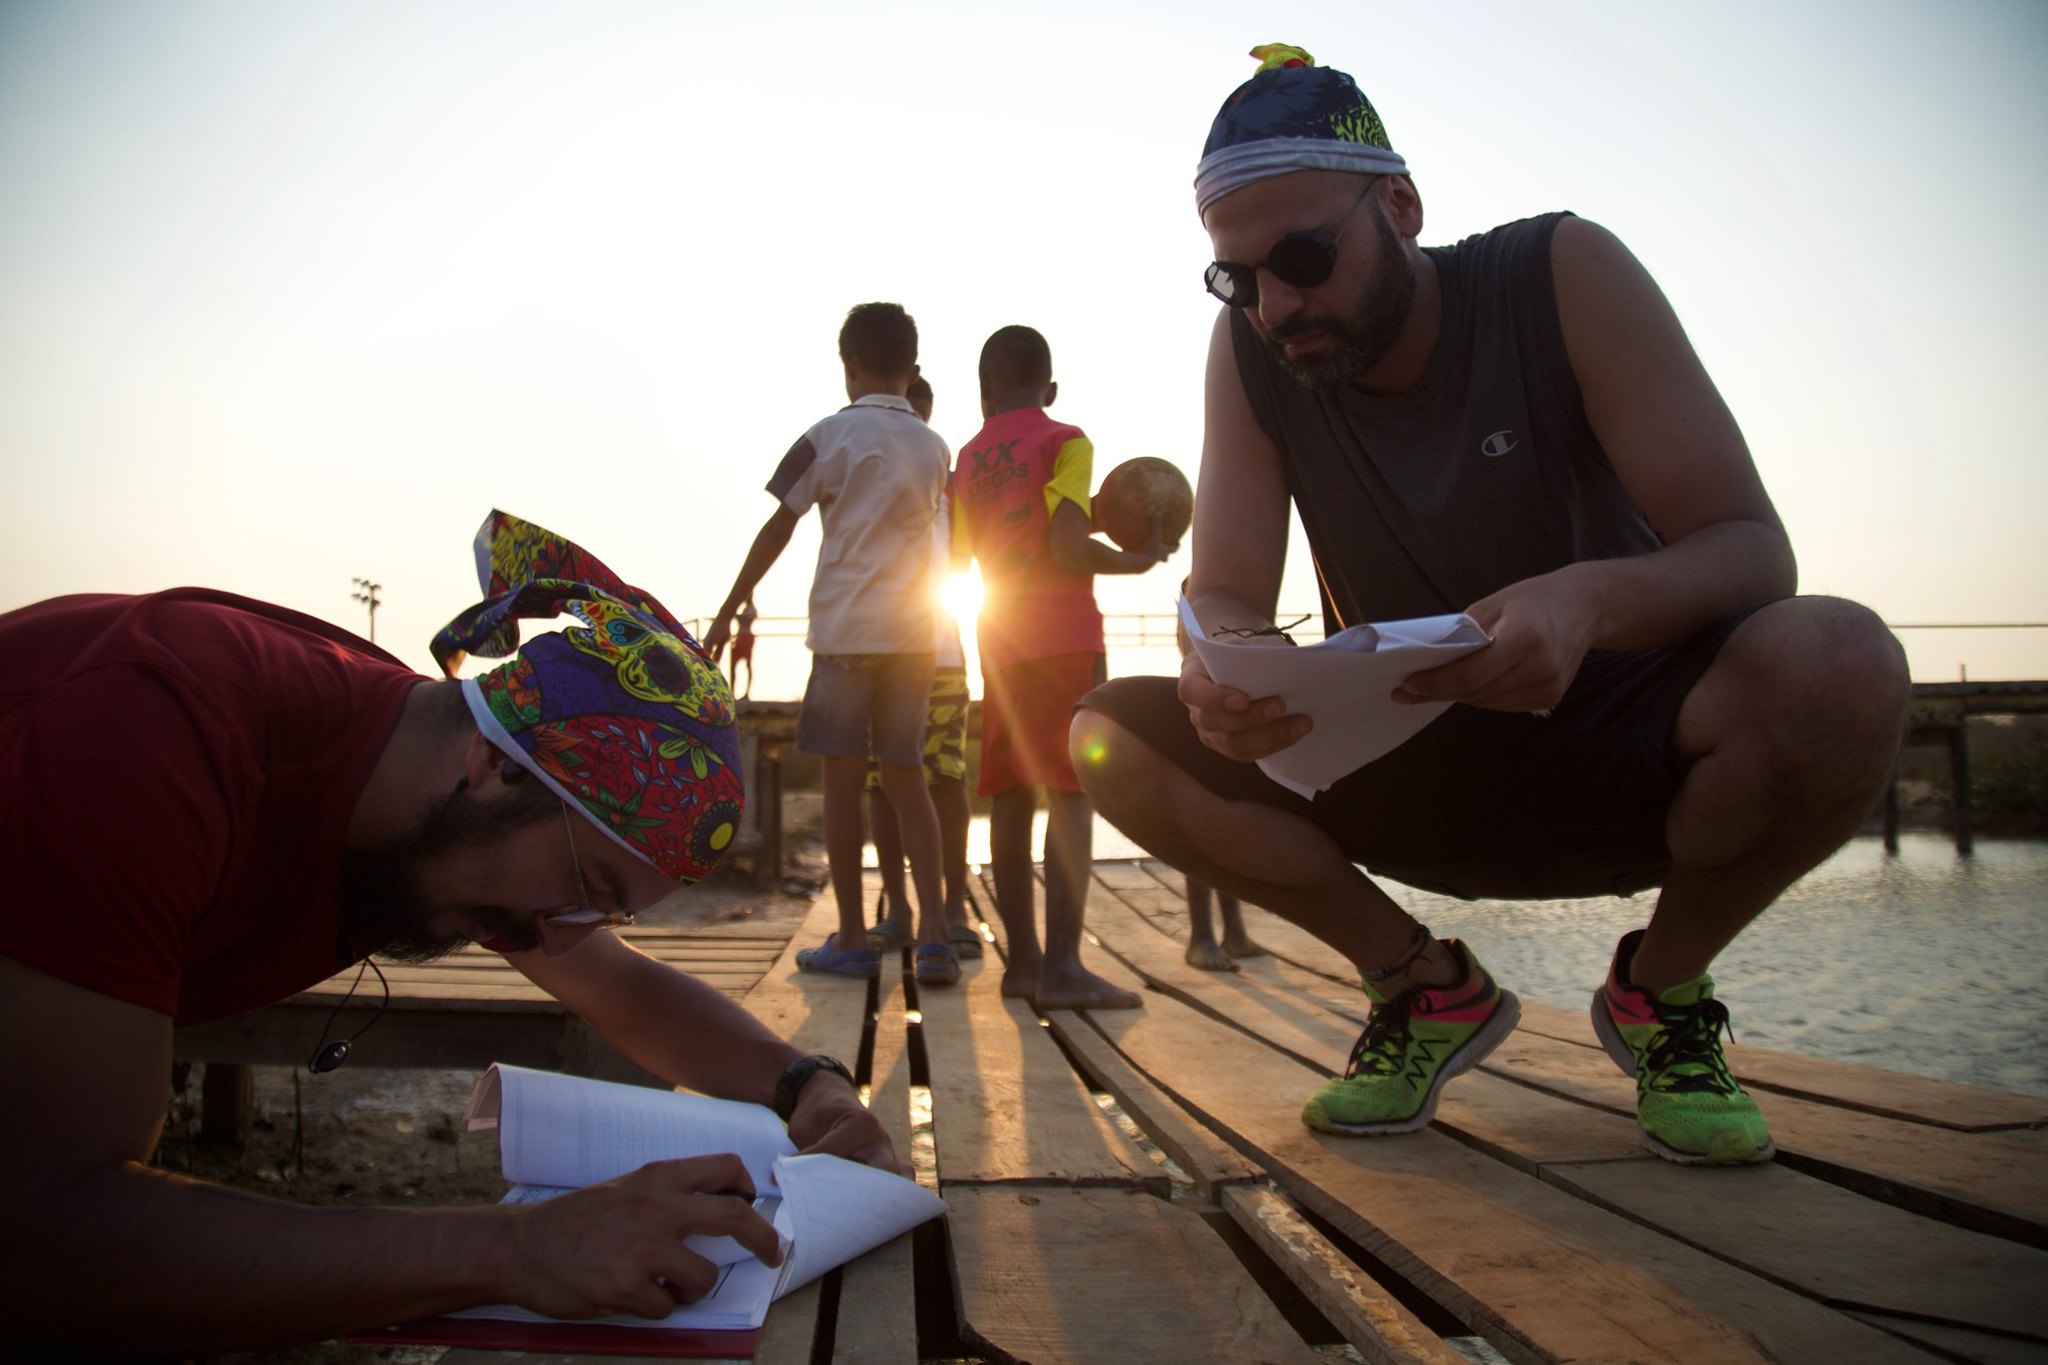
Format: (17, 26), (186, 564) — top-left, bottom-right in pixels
(0, 510), (900, 1353)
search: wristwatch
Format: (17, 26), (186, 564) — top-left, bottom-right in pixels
(772, 1054), (855, 1121)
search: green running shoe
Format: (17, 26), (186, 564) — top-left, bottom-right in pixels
(1302, 939), (1520, 1136)
(1592, 930), (1775, 1166)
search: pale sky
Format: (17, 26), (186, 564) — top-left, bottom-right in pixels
(3, 0), (2044, 701)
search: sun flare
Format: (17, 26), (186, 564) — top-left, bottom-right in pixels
(938, 566), (984, 623)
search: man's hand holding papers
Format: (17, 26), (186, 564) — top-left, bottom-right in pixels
(1176, 596), (1492, 798)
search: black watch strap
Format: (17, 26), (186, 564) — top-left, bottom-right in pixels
(772, 1054), (853, 1121)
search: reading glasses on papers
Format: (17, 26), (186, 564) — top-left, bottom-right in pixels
(545, 800), (634, 929)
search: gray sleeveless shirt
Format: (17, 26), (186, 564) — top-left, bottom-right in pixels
(1232, 212), (1660, 628)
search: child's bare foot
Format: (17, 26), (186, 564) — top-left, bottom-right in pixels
(1000, 963), (1039, 999)
(1221, 933), (1268, 959)
(1033, 965), (1142, 1011)
(1185, 939), (1240, 972)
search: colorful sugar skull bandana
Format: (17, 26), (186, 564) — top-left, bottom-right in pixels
(1195, 43), (1409, 216)
(430, 509), (744, 884)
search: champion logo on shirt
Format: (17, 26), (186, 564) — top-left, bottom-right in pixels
(1480, 430), (1519, 458)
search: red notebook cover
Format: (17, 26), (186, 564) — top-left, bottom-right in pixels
(353, 1316), (761, 1358)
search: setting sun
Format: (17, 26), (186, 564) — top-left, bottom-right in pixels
(938, 565), (984, 624)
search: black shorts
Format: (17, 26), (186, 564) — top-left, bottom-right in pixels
(1080, 609), (1760, 901)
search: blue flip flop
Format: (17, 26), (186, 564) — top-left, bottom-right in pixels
(796, 937), (880, 979)
(914, 942), (961, 986)
(867, 919), (913, 950)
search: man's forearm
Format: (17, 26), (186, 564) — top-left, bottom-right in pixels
(1557, 518), (1795, 650)
(7, 1162), (509, 1352)
(571, 946), (802, 1104)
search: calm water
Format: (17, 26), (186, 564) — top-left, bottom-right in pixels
(953, 823), (2048, 1098)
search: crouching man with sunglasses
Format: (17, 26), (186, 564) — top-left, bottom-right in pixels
(1074, 45), (1907, 1168)
(0, 510), (902, 1353)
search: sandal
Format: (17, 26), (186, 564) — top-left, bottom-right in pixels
(795, 937), (880, 979)
(949, 924), (985, 959)
(867, 919), (913, 950)
(914, 942), (961, 986)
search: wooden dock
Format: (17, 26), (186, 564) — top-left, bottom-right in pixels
(675, 859), (2047, 1365)
(179, 860), (2048, 1363)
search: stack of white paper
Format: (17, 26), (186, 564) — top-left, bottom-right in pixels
(1177, 596), (1491, 798)
(451, 1063), (947, 1332)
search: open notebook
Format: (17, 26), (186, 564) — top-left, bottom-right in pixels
(357, 1063), (945, 1356)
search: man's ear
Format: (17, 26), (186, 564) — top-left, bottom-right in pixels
(1383, 174), (1424, 241)
(1043, 379), (1059, 408)
(461, 730), (527, 791)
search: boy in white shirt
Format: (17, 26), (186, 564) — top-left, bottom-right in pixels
(707, 303), (959, 983)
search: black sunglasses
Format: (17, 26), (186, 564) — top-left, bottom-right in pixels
(1204, 176), (1381, 309)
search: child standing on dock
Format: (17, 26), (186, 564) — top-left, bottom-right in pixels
(706, 303), (961, 984)
(951, 325), (1170, 1009)
(868, 375), (980, 961)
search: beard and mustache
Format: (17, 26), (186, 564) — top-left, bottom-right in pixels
(335, 777), (560, 963)
(1259, 198), (1418, 392)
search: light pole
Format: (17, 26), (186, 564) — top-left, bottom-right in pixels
(351, 577), (383, 643)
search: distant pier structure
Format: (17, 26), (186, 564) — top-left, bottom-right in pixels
(1892, 680), (2048, 853)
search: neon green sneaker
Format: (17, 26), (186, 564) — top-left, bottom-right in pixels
(1592, 930), (1775, 1166)
(1302, 940), (1520, 1135)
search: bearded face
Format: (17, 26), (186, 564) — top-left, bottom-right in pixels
(336, 778), (557, 962)
(1258, 199), (1417, 391)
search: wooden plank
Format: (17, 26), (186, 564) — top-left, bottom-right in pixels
(1512, 999), (2048, 1133)
(1106, 862), (2048, 1247)
(1561, 1158), (2048, 1340)
(1220, 1185), (1470, 1365)
(442, 1344), (753, 1365)
(352, 975), (762, 1002)
(736, 891), (880, 1357)
(1435, 1070), (1649, 1168)
(174, 1003), (584, 1071)
(1847, 1313), (2048, 1365)
(1430, 1059), (2048, 1340)
(921, 882), (1161, 1189)
(944, 1186), (1325, 1365)
(1073, 900), (1949, 1365)
(1480, 1030), (2048, 1246)
(1079, 878), (1364, 1071)
(753, 1277), (823, 1365)
(1112, 861), (1361, 991)
(1050, 1014), (1262, 1200)
(830, 919), (918, 1365)
(1087, 989), (1928, 1362)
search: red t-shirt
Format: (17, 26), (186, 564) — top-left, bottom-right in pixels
(0, 590), (420, 1024)
(951, 406), (1105, 672)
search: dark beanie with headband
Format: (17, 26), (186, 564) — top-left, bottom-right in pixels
(431, 510), (744, 884)
(1195, 44), (1408, 216)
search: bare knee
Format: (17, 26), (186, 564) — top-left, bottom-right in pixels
(1763, 597), (1906, 744)
(1680, 596), (1908, 782)
(1071, 707), (1166, 821)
